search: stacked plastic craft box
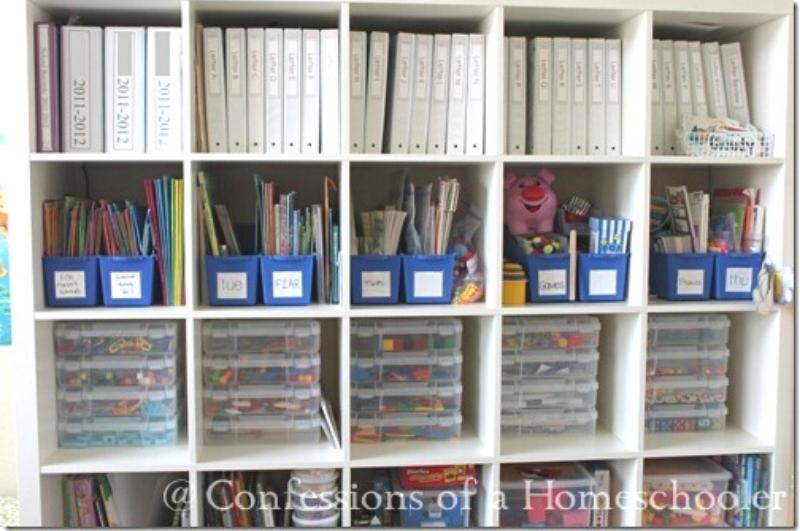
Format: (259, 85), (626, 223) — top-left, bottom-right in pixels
(646, 314), (731, 433)
(350, 319), (463, 443)
(501, 316), (601, 436)
(54, 321), (182, 448)
(202, 320), (323, 444)
(289, 469), (341, 527)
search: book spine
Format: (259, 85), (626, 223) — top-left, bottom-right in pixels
(105, 27), (145, 153)
(35, 23), (60, 152)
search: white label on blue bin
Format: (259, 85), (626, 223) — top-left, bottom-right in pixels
(361, 271), (391, 298)
(414, 271), (443, 298)
(589, 269), (617, 296)
(677, 269), (704, 295)
(54, 271), (86, 299)
(725, 267), (753, 293)
(538, 269), (567, 296)
(217, 272), (248, 299)
(110, 272), (142, 299)
(272, 271), (303, 298)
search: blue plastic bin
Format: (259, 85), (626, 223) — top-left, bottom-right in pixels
(578, 252), (630, 302)
(351, 255), (401, 304)
(402, 254), (455, 304)
(206, 255), (259, 306)
(651, 252), (714, 301)
(99, 256), (156, 307)
(525, 254), (570, 302)
(260, 255), (314, 306)
(43, 256), (100, 307)
(712, 252), (764, 300)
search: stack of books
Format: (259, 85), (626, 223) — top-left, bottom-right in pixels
(34, 24), (182, 153)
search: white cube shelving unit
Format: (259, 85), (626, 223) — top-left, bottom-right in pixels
(11, 0), (793, 527)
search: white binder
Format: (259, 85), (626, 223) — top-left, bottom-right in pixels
(226, 28), (247, 152)
(283, 28), (302, 154)
(146, 27), (182, 153)
(720, 42), (750, 125)
(246, 28), (265, 153)
(105, 27), (145, 153)
(408, 34), (433, 154)
(320, 29), (340, 154)
(302, 29), (320, 154)
(465, 33), (485, 155)
(587, 38), (604, 156)
(530, 37), (552, 155)
(203, 28), (227, 152)
(426, 33), (450, 154)
(446, 33), (469, 154)
(660, 40), (678, 155)
(674, 40), (693, 127)
(688, 41), (709, 117)
(364, 31), (389, 153)
(506, 36), (526, 155)
(265, 28), (283, 154)
(551, 37), (570, 155)
(605, 38), (621, 156)
(702, 42), (728, 119)
(651, 38), (664, 155)
(349, 31), (367, 153)
(570, 38), (587, 155)
(62, 26), (104, 152)
(386, 32), (414, 153)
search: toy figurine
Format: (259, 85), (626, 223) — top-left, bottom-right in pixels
(504, 169), (558, 235)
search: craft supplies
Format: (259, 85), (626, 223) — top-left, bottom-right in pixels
(502, 316), (601, 351)
(203, 384), (321, 417)
(351, 411), (462, 443)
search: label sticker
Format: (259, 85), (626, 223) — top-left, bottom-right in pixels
(589, 269), (617, 296)
(414, 271), (443, 298)
(272, 270), (303, 298)
(54, 271), (87, 299)
(217, 272), (248, 300)
(110, 271), (142, 299)
(361, 271), (391, 298)
(538, 269), (567, 297)
(676, 269), (705, 295)
(725, 267), (753, 293)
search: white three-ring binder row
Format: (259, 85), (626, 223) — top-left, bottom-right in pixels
(504, 36), (622, 156)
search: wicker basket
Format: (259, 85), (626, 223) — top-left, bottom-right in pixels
(676, 129), (775, 158)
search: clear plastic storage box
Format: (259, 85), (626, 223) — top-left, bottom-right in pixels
(204, 413), (322, 444)
(499, 462), (596, 527)
(351, 319), (463, 354)
(203, 384), (321, 417)
(56, 353), (178, 388)
(647, 315), (730, 347)
(502, 316), (601, 351)
(351, 382), (462, 413)
(58, 413), (179, 447)
(502, 408), (598, 436)
(351, 411), (462, 442)
(202, 320), (321, 355)
(646, 345), (730, 377)
(643, 457), (733, 527)
(55, 321), (179, 356)
(57, 386), (178, 418)
(203, 352), (321, 385)
(645, 403), (728, 433)
(645, 376), (729, 406)
(502, 378), (598, 410)
(351, 350), (462, 384)
(502, 349), (599, 379)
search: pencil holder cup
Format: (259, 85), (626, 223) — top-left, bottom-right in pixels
(651, 252), (714, 301)
(402, 254), (455, 304)
(260, 255), (314, 306)
(712, 252), (764, 300)
(206, 255), (259, 306)
(525, 254), (571, 302)
(98, 256), (156, 307)
(43, 256), (101, 307)
(578, 253), (630, 302)
(350, 255), (401, 304)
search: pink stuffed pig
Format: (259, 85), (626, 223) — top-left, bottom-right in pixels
(504, 169), (558, 235)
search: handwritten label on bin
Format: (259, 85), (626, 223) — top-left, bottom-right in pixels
(589, 269), (617, 296)
(361, 271), (391, 298)
(538, 269), (567, 297)
(272, 271), (303, 298)
(54, 271), (86, 299)
(676, 269), (704, 295)
(725, 267), (753, 293)
(110, 271), (142, 299)
(414, 271), (443, 298)
(217, 272), (248, 299)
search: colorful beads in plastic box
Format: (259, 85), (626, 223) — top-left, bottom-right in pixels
(56, 335), (176, 356)
(204, 395), (317, 417)
(645, 415), (724, 433)
(502, 332), (593, 351)
(350, 424), (458, 443)
(645, 386), (726, 406)
(204, 366), (319, 386)
(351, 364), (458, 384)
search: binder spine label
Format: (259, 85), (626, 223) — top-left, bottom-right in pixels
(248, 33), (262, 96)
(573, 46), (585, 104)
(510, 44), (524, 103)
(369, 39), (385, 98)
(414, 38), (429, 100)
(206, 32), (223, 96)
(229, 34), (243, 96)
(68, 30), (91, 150)
(112, 32), (134, 150)
(590, 47), (602, 103)
(538, 44), (551, 102)
(432, 40), (448, 102)
(451, 43), (466, 100)
(153, 32), (175, 150)
(726, 54), (744, 107)
(607, 47), (619, 104)
(304, 35), (317, 97)
(267, 37), (280, 97)
(690, 49), (706, 104)
(468, 39), (483, 101)
(398, 41), (411, 100)
(285, 36), (299, 98)
(662, 50), (675, 104)
(351, 38), (364, 98)
(555, 45), (568, 103)
(38, 25), (54, 151)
